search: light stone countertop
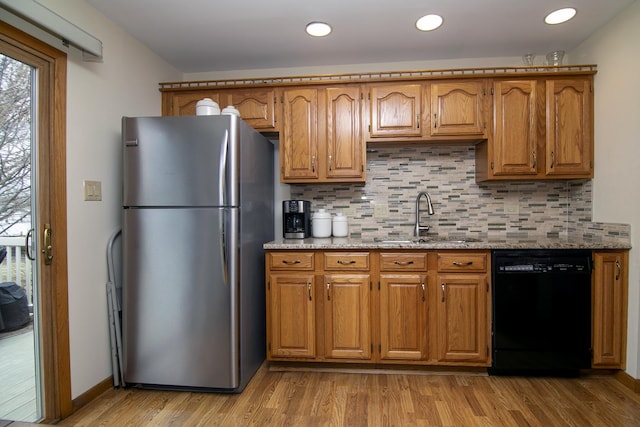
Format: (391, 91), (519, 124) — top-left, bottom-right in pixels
(264, 235), (632, 250)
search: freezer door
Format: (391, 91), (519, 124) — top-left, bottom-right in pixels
(122, 207), (240, 389)
(122, 115), (239, 207)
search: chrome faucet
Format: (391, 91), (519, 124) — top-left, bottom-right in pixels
(414, 191), (435, 237)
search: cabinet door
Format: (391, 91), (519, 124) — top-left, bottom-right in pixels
(592, 252), (628, 368)
(369, 84), (423, 138)
(325, 87), (365, 180)
(280, 88), (319, 180)
(324, 274), (371, 359)
(268, 274), (316, 358)
(435, 274), (489, 364)
(165, 91), (225, 116)
(430, 81), (486, 137)
(228, 88), (277, 131)
(379, 274), (428, 360)
(545, 79), (593, 176)
(492, 80), (538, 175)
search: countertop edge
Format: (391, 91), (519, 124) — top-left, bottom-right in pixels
(263, 238), (631, 251)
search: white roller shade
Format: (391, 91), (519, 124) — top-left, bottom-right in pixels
(0, 0), (102, 61)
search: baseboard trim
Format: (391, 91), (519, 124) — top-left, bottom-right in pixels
(71, 376), (114, 413)
(615, 370), (640, 393)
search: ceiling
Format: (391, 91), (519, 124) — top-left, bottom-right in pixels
(86, 0), (633, 73)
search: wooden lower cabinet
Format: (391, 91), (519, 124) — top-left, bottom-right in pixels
(435, 273), (489, 364)
(267, 248), (628, 371)
(379, 273), (428, 361)
(268, 273), (316, 358)
(592, 251), (628, 369)
(324, 273), (371, 360)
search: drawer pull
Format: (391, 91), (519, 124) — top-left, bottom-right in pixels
(441, 282), (446, 302)
(337, 260), (356, 265)
(308, 282), (312, 301)
(421, 282), (425, 301)
(615, 260), (621, 280)
(282, 259), (301, 265)
(453, 261), (473, 267)
(394, 260), (415, 266)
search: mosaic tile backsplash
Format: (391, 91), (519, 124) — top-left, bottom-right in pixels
(290, 145), (603, 240)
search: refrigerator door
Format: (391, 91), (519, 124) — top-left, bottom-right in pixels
(122, 115), (239, 208)
(122, 206), (239, 389)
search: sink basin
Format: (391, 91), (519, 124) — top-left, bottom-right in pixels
(373, 238), (419, 243)
(372, 236), (481, 244)
(427, 237), (482, 243)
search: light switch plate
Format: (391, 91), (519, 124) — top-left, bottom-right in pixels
(84, 180), (102, 201)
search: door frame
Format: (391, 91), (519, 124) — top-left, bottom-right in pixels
(0, 21), (71, 422)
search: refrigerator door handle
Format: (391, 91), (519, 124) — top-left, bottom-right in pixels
(220, 210), (229, 286)
(219, 130), (229, 207)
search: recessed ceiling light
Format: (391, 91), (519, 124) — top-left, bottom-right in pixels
(416, 14), (443, 32)
(306, 22), (332, 37)
(545, 8), (577, 25)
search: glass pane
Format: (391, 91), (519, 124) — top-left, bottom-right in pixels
(0, 53), (40, 422)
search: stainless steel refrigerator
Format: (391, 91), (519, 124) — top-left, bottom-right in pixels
(121, 115), (274, 392)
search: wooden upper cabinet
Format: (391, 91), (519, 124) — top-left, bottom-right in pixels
(324, 86), (365, 181)
(491, 80), (539, 176)
(476, 76), (594, 182)
(368, 83), (424, 138)
(280, 86), (365, 183)
(227, 88), (277, 131)
(162, 88), (277, 131)
(430, 80), (487, 138)
(545, 78), (593, 176)
(164, 91), (225, 116)
(280, 88), (319, 181)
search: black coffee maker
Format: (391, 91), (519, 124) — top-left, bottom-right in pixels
(283, 200), (311, 238)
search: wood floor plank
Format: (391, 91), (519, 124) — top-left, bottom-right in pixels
(58, 365), (640, 426)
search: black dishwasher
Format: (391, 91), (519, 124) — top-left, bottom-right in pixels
(489, 249), (592, 376)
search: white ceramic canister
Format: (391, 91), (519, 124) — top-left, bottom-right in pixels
(332, 213), (348, 237)
(312, 209), (332, 238)
(221, 105), (241, 117)
(196, 98), (220, 115)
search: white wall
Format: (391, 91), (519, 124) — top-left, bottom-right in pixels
(571, 0), (640, 378)
(35, 0), (181, 398)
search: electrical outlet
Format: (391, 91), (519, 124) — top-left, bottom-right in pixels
(374, 203), (389, 218)
(504, 204), (519, 215)
(342, 207), (356, 217)
(83, 180), (102, 201)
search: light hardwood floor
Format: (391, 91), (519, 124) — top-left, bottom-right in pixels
(58, 364), (640, 426)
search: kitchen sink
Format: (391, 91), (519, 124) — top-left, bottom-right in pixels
(372, 236), (481, 244)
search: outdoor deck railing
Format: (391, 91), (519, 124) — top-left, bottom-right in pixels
(0, 236), (33, 304)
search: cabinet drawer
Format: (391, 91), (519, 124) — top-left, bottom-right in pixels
(380, 252), (428, 271)
(324, 252), (370, 270)
(269, 252), (315, 270)
(437, 253), (487, 272)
